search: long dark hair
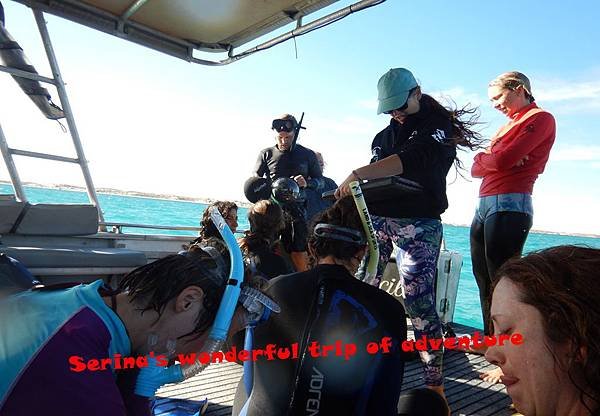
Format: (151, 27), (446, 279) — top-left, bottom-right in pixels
(118, 249), (228, 339)
(420, 94), (485, 173)
(494, 245), (600, 415)
(239, 199), (284, 254)
(198, 201), (238, 240)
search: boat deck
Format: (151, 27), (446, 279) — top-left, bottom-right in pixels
(157, 322), (517, 416)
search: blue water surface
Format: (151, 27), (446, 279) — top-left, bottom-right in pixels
(2, 184), (599, 329)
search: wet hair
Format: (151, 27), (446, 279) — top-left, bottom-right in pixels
(198, 201), (238, 240)
(489, 71), (535, 103)
(239, 199), (285, 254)
(307, 196), (366, 264)
(494, 245), (600, 414)
(118, 246), (230, 339)
(418, 93), (486, 175)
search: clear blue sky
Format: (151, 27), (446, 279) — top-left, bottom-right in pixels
(1, 0), (599, 234)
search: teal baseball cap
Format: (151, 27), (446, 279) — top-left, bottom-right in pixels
(377, 68), (418, 115)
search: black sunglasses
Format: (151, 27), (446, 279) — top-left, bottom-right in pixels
(272, 119), (296, 133)
(384, 88), (417, 115)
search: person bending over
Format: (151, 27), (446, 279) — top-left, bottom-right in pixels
(0, 247), (251, 415)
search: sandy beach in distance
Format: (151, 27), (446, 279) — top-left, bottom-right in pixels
(1, 180), (598, 238)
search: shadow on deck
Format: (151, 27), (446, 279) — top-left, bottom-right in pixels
(157, 323), (516, 416)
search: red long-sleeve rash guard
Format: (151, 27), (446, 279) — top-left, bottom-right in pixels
(472, 103), (556, 197)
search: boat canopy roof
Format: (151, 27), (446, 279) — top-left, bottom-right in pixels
(13, 0), (385, 65)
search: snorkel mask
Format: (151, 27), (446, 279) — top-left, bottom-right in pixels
(135, 208), (279, 397)
(272, 118), (296, 133)
(313, 223), (366, 245)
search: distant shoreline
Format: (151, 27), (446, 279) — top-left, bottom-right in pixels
(1, 180), (598, 238)
(0, 180), (252, 209)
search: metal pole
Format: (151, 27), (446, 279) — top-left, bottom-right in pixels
(0, 64), (57, 84)
(0, 123), (28, 202)
(33, 8), (105, 223)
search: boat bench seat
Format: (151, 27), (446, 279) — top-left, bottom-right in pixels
(13, 203), (100, 235)
(1, 201), (100, 236)
(0, 246), (147, 268)
(0, 197), (26, 234)
(0, 246), (147, 282)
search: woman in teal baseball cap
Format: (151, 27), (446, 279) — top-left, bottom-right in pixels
(335, 67), (483, 406)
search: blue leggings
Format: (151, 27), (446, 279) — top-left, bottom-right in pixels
(357, 216), (444, 386)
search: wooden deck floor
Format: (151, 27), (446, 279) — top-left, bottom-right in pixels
(157, 322), (516, 416)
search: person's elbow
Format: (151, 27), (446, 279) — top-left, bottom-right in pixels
(471, 165), (484, 178)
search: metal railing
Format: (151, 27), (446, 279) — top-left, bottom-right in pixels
(100, 222), (201, 234)
(0, 7), (105, 223)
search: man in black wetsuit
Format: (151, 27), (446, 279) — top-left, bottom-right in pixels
(253, 114), (323, 271)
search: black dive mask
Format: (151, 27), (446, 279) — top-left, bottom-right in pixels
(271, 119), (296, 133)
(313, 223), (366, 245)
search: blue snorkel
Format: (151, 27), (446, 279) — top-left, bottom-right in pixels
(206, 208), (244, 341)
(135, 208), (243, 397)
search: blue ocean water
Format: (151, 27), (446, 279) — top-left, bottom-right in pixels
(3, 184), (599, 330)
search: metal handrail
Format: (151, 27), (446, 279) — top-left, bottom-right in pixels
(100, 221), (201, 233)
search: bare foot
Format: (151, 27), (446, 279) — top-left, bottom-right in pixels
(480, 366), (503, 384)
(427, 385), (451, 416)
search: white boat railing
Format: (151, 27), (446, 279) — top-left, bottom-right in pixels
(100, 222), (201, 234)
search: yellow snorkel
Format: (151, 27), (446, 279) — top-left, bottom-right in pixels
(349, 181), (379, 285)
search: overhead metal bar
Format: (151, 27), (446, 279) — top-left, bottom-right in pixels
(12, 0), (386, 66)
(0, 64), (57, 84)
(121, 0), (151, 21)
(206, 0), (387, 66)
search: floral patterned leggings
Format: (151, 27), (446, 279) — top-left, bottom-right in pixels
(356, 216), (444, 386)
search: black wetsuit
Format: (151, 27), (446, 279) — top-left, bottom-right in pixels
(253, 144), (323, 252)
(244, 241), (293, 280)
(233, 264), (407, 416)
(253, 144), (322, 184)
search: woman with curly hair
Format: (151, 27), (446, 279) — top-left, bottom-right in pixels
(199, 200), (238, 239)
(485, 245), (600, 416)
